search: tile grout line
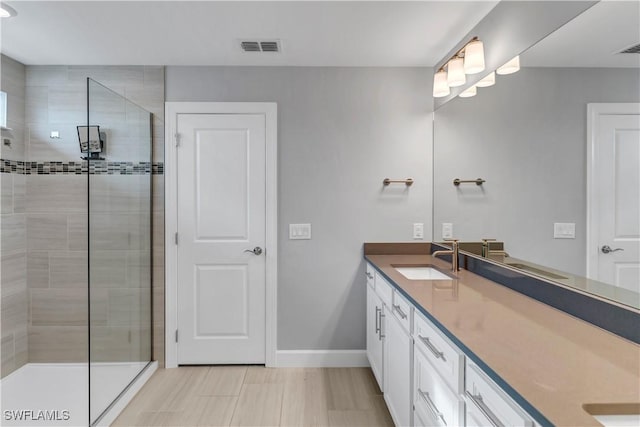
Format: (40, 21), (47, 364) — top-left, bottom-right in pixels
(227, 367), (249, 426)
(277, 371), (286, 427)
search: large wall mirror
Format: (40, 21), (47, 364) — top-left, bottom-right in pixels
(433, 1), (640, 309)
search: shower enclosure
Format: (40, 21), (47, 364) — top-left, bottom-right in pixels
(0, 78), (153, 426)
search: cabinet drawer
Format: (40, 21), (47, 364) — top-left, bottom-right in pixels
(465, 362), (533, 427)
(414, 347), (464, 427)
(413, 311), (464, 395)
(374, 272), (393, 307)
(366, 263), (375, 289)
(391, 290), (412, 334)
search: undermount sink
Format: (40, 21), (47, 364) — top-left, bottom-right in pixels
(583, 404), (640, 427)
(392, 265), (453, 281)
(593, 414), (640, 427)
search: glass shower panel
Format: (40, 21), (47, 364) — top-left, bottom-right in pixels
(87, 78), (152, 424)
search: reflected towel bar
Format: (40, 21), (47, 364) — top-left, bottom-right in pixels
(453, 178), (485, 186)
(383, 178), (414, 186)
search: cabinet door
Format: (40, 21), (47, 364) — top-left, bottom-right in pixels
(384, 307), (411, 427)
(414, 347), (464, 427)
(367, 285), (384, 390)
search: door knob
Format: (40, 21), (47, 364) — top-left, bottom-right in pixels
(244, 246), (263, 255)
(601, 245), (624, 254)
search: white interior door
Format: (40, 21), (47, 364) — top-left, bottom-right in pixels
(589, 104), (640, 294)
(177, 113), (266, 364)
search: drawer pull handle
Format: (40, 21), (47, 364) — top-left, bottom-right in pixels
(466, 391), (504, 427)
(375, 306), (381, 335)
(379, 312), (385, 339)
(418, 335), (446, 362)
(418, 389), (447, 426)
(366, 272), (374, 279)
(392, 304), (407, 319)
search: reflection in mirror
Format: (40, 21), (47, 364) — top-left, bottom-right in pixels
(433, 1), (640, 309)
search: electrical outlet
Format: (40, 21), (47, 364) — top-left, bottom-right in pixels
(442, 223), (453, 239)
(413, 223), (424, 240)
(289, 223), (311, 240)
(554, 222), (575, 239)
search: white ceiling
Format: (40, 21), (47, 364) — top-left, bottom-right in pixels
(0, 1), (498, 66)
(523, 0), (640, 68)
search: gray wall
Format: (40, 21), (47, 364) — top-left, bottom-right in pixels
(434, 67), (640, 276)
(1, 54), (28, 377)
(166, 67), (433, 350)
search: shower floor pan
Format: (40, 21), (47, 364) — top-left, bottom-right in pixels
(0, 362), (153, 426)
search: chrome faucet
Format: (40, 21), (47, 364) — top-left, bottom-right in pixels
(432, 238), (459, 271)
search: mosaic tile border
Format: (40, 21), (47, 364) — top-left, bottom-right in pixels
(0, 159), (163, 175)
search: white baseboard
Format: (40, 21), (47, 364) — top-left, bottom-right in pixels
(96, 361), (157, 427)
(275, 350), (369, 368)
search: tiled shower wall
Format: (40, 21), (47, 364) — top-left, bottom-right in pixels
(0, 55), (28, 377)
(22, 65), (165, 365)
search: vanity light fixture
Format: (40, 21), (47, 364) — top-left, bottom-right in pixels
(459, 85), (477, 98)
(476, 71), (496, 87)
(433, 70), (450, 98)
(463, 39), (485, 74)
(497, 55), (520, 75)
(447, 57), (466, 87)
(0, 2), (17, 18)
(433, 36), (485, 97)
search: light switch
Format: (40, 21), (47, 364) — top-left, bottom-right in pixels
(289, 223), (311, 240)
(413, 223), (424, 240)
(442, 223), (453, 239)
(554, 223), (575, 239)
(50, 131), (60, 139)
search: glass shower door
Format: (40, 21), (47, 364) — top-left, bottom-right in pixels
(87, 78), (152, 424)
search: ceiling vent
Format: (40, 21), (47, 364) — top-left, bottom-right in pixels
(240, 40), (281, 53)
(619, 43), (640, 54)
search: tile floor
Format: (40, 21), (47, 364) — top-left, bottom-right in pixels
(112, 366), (393, 427)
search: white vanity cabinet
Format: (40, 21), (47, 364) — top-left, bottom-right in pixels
(365, 264), (413, 426)
(413, 310), (465, 427)
(366, 282), (384, 389)
(465, 361), (534, 427)
(414, 311), (465, 395)
(414, 346), (464, 427)
(383, 290), (413, 427)
(365, 261), (537, 427)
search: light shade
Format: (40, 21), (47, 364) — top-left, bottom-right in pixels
(497, 55), (520, 75)
(476, 71), (496, 87)
(433, 70), (450, 98)
(447, 57), (466, 87)
(464, 40), (485, 74)
(0, 3), (17, 18)
(459, 85), (477, 98)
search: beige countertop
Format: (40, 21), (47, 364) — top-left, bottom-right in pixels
(365, 253), (640, 427)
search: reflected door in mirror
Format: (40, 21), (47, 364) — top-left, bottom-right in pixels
(590, 106), (640, 294)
